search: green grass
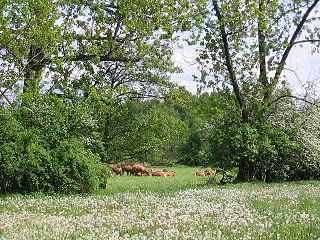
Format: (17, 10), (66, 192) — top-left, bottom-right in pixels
(251, 191), (320, 215)
(99, 165), (209, 195)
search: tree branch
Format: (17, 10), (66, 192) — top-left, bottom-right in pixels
(283, 68), (306, 89)
(64, 54), (140, 63)
(212, 0), (245, 110)
(115, 91), (165, 100)
(273, 0), (320, 87)
(268, 94), (315, 107)
(293, 39), (320, 45)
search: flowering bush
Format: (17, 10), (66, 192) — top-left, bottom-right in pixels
(295, 104), (320, 180)
(199, 94), (320, 182)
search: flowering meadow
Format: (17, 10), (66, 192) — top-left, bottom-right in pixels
(0, 167), (320, 239)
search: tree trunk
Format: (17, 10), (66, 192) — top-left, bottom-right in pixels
(236, 158), (257, 182)
(103, 110), (112, 162)
(23, 45), (45, 96)
(236, 106), (256, 182)
(236, 159), (250, 182)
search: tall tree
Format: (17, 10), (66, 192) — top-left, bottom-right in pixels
(0, 0), (205, 103)
(195, 0), (320, 181)
(0, 0), (61, 103)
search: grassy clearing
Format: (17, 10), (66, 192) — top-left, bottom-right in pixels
(0, 166), (320, 239)
(100, 165), (208, 195)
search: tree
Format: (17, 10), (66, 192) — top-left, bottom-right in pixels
(164, 87), (222, 166)
(0, 0), (205, 102)
(295, 103), (320, 179)
(164, 87), (204, 165)
(0, 0), (61, 103)
(195, 0), (320, 181)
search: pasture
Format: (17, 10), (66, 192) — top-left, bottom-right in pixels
(0, 166), (320, 239)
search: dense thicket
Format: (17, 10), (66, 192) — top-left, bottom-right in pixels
(104, 99), (189, 165)
(0, 96), (110, 193)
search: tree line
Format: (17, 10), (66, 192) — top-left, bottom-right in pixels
(1, 0), (320, 193)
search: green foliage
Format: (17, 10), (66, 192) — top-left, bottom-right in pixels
(193, 0), (320, 182)
(51, 138), (109, 193)
(180, 91), (320, 183)
(1, 0), (206, 106)
(164, 88), (203, 165)
(0, 97), (111, 193)
(0, 0), (206, 193)
(0, 0), (319, 191)
(203, 119), (303, 182)
(105, 99), (189, 164)
(289, 103), (320, 181)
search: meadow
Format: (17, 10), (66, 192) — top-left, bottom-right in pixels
(0, 166), (320, 239)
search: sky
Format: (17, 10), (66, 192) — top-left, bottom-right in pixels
(171, 42), (320, 98)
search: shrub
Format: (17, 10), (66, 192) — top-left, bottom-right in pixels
(0, 97), (111, 193)
(51, 138), (110, 193)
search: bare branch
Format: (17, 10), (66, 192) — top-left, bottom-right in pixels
(115, 91), (165, 100)
(284, 68), (305, 87)
(273, 0), (320, 87)
(2, 93), (12, 105)
(268, 94), (316, 107)
(293, 39), (320, 45)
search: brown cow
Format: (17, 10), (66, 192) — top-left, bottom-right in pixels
(109, 164), (123, 175)
(165, 170), (176, 176)
(137, 172), (149, 176)
(132, 165), (148, 172)
(123, 165), (149, 176)
(151, 170), (165, 176)
(196, 170), (206, 176)
(123, 165), (133, 175)
(205, 168), (216, 176)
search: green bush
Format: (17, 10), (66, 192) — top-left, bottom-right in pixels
(0, 108), (24, 192)
(51, 138), (110, 193)
(0, 98), (111, 193)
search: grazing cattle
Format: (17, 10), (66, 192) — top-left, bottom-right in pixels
(109, 164), (123, 175)
(123, 165), (149, 176)
(123, 165), (133, 175)
(113, 164), (176, 177)
(196, 170), (206, 176)
(132, 165), (148, 173)
(150, 169), (176, 177)
(205, 168), (216, 176)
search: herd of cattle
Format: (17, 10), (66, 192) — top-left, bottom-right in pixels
(109, 164), (216, 177)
